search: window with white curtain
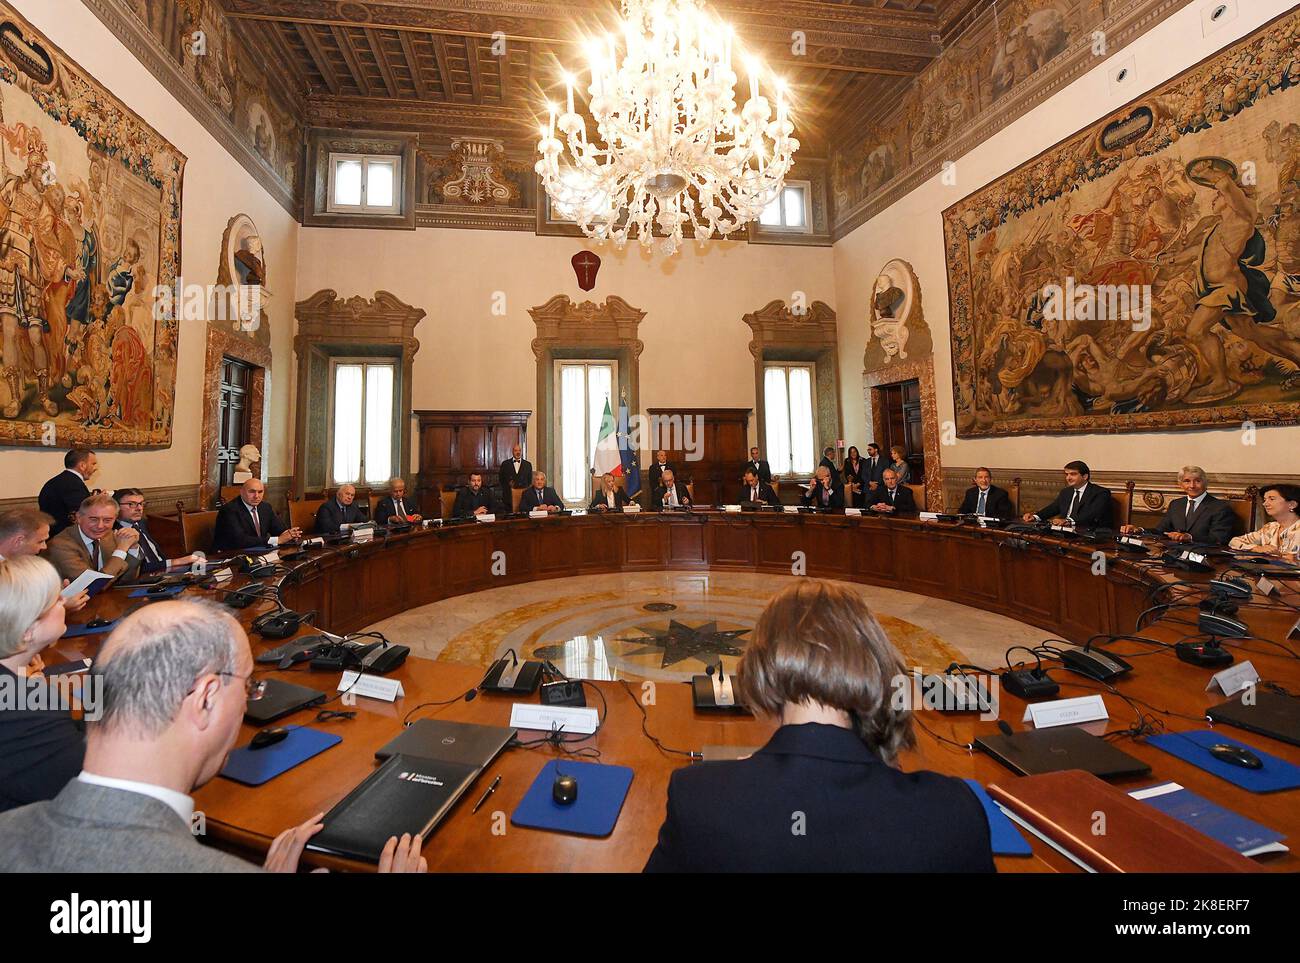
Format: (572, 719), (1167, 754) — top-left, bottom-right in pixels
(764, 363), (816, 476)
(329, 359), (396, 486)
(326, 153), (401, 215)
(555, 361), (615, 505)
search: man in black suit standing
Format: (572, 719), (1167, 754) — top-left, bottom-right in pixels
(38, 449), (98, 536)
(957, 468), (1015, 519)
(519, 471), (564, 513)
(114, 489), (199, 573)
(818, 447), (840, 484)
(1121, 465), (1235, 545)
(801, 466), (844, 510)
(453, 472), (499, 517)
(862, 443), (886, 493)
(1024, 460), (1112, 529)
(739, 468), (779, 507)
(652, 468), (692, 510)
(498, 445), (532, 501)
(212, 479), (302, 552)
(745, 447), (772, 485)
(314, 483), (367, 535)
(647, 450), (674, 494)
(867, 468), (916, 514)
(374, 477), (422, 526)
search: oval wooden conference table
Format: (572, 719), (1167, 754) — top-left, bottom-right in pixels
(56, 510), (1300, 873)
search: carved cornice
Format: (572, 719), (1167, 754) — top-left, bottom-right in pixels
(80, 0), (297, 217)
(293, 290), (426, 355)
(742, 299), (837, 358)
(527, 294), (646, 359)
(832, 0), (1195, 241)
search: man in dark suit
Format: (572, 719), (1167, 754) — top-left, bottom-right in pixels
(957, 468), (1015, 519)
(374, 477), (422, 526)
(314, 483), (367, 535)
(519, 471), (564, 513)
(745, 447), (772, 485)
(652, 468), (692, 510)
(452, 473), (500, 517)
(211, 479), (302, 552)
(862, 443), (886, 492)
(801, 466), (844, 510)
(498, 445), (532, 498)
(38, 449), (97, 536)
(867, 468), (916, 514)
(647, 450), (674, 494)
(1121, 465), (1235, 545)
(1024, 460), (1112, 529)
(114, 489), (198, 573)
(739, 468), (780, 507)
(818, 447), (840, 484)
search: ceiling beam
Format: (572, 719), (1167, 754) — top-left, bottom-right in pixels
(432, 33), (455, 100)
(293, 22), (340, 96)
(399, 30), (430, 100)
(365, 29), (400, 98)
(465, 36), (484, 105)
(330, 25), (372, 96)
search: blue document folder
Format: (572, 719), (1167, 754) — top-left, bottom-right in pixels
(963, 778), (1032, 856)
(1130, 782), (1287, 856)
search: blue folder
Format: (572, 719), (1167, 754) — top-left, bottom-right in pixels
(220, 726), (342, 786)
(1131, 782), (1286, 856)
(963, 778), (1032, 856)
(62, 619), (119, 639)
(1147, 730), (1300, 792)
(511, 760), (633, 837)
(128, 584), (186, 599)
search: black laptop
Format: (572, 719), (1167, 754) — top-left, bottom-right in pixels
(1206, 690), (1300, 747)
(374, 719), (516, 766)
(244, 679), (328, 724)
(975, 725), (1151, 778)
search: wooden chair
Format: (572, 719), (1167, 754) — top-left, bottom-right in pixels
(770, 479), (780, 497)
(288, 497), (323, 534)
(905, 483), (927, 512)
(440, 490), (458, 519)
(1112, 482), (1134, 529)
(1008, 477), (1021, 517)
(367, 493), (381, 519)
(175, 500), (218, 555)
(686, 482), (695, 503)
(511, 487), (524, 513)
(218, 485), (242, 507)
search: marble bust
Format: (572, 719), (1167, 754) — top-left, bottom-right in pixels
(232, 444), (261, 484)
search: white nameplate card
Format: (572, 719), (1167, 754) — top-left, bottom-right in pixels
(421, 518), (440, 528)
(1119, 536), (1146, 549)
(509, 703), (600, 735)
(1206, 660), (1260, 696)
(919, 512), (941, 521)
(783, 505), (799, 514)
(977, 516), (993, 528)
(212, 567), (233, 585)
(724, 504), (742, 513)
(261, 550), (280, 564)
(1180, 550), (1208, 565)
(1256, 576), (1276, 596)
(338, 671), (404, 702)
(474, 514), (496, 523)
(529, 509), (549, 519)
(1022, 694), (1108, 729)
(350, 528), (373, 544)
(1049, 524), (1076, 534)
(845, 507), (862, 517)
(622, 504), (641, 513)
(569, 509), (586, 516)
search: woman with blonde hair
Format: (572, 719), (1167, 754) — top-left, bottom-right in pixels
(888, 445), (912, 486)
(644, 579), (993, 872)
(0, 556), (85, 812)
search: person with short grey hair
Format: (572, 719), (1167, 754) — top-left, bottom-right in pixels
(0, 508), (53, 561)
(1121, 465), (1235, 545)
(0, 599), (426, 872)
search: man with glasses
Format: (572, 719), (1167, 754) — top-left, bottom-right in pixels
(114, 488), (201, 574)
(0, 599), (426, 872)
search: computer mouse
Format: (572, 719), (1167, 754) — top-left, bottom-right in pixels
(1209, 743), (1263, 769)
(250, 727), (291, 751)
(552, 773), (578, 805)
(85, 616), (113, 629)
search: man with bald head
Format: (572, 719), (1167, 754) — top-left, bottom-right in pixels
(375, 477), (422, 526)
(314, 482), (367, 535)
(212, 478), (302, 553)
(0, 599), (425, 872)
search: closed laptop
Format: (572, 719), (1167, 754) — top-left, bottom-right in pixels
(975, 725), (1151, 779)
(374, 719), (516, 767)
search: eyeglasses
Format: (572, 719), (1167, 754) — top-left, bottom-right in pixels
(119, 500), (146, 509)
(187, 671), (265, 701)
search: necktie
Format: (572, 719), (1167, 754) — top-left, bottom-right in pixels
(977, 489), (987, 515)
(822, 487), (829, 506)
(395, 498), (405, 518)
(667, 488), (676, 506)
(889, 488), (895, 503)
(250, 506), (260, 536)
(1185, 498), (1198, 528)
(752, 486), (758, 501)
(89, 540), (101, 571)
(138, 527), (160, 563)
(1067, 490), (1080, 521)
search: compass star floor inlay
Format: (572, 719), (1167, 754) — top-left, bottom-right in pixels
(360, 572), (1047, 684)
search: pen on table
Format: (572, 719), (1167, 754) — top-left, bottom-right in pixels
(472, 775), (502, 814)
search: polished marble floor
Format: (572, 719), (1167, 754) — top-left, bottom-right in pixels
(361, 571), (1048, 683)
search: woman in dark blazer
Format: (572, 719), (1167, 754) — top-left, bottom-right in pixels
(841, 446), (867, 508)
(589, 473), (630, 511)
(0, 556), (85, 813)
(644, 580), (994, 873)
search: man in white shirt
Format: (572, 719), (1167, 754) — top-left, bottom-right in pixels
(38, 448), (98, 536)
(44, 494), (141, 583)
(0, 599), (426, 872)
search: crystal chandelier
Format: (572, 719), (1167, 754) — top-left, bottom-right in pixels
(535, 0), (799, 256)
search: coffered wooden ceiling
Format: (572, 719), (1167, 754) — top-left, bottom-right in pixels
(219, 0), (995, 158)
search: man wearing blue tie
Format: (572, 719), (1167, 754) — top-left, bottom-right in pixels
(957, 468), (1015, 519)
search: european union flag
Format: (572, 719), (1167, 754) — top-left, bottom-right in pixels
(618, 398), (641, 497)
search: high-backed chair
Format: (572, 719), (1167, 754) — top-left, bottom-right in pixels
(686, 482), (695, 503)
(1112, 482), (1134, 529)
(770, 479), (780, 498)
(440, 490), (458, 519)
(367, 493), (381, 519)
(289, 497), (323, 534)
(511, 487), (524, 513)
(218, 485), (242, 507)
(175, 500), (218, 555)
(905, 483), (927, 512)
(1007, 478), (1021, 517)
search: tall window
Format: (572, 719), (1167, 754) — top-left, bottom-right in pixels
(327, 153), (401, 215)
(329, 359), (396, 486)
(764, 363), (815, 476)
(759, 182), (809, 231)
(555, 361), (615, 505)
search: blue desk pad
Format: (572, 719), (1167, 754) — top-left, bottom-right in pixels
(220, 725), (342, 786)
(1147, 730), (1300, 792)
(62, 619), (119, 639)
(963, 779), (1032, 856)
(127, 584), (186, 599)
(511, 760), (634, 837)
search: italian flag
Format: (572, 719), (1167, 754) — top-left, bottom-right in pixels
(592, 396), (623, 477)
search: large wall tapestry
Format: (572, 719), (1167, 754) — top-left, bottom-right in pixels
(0, 3), (184, 447)
(944, 9), (1300, 437)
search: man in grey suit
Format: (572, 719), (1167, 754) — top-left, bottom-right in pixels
(0, 598), (426, 873)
